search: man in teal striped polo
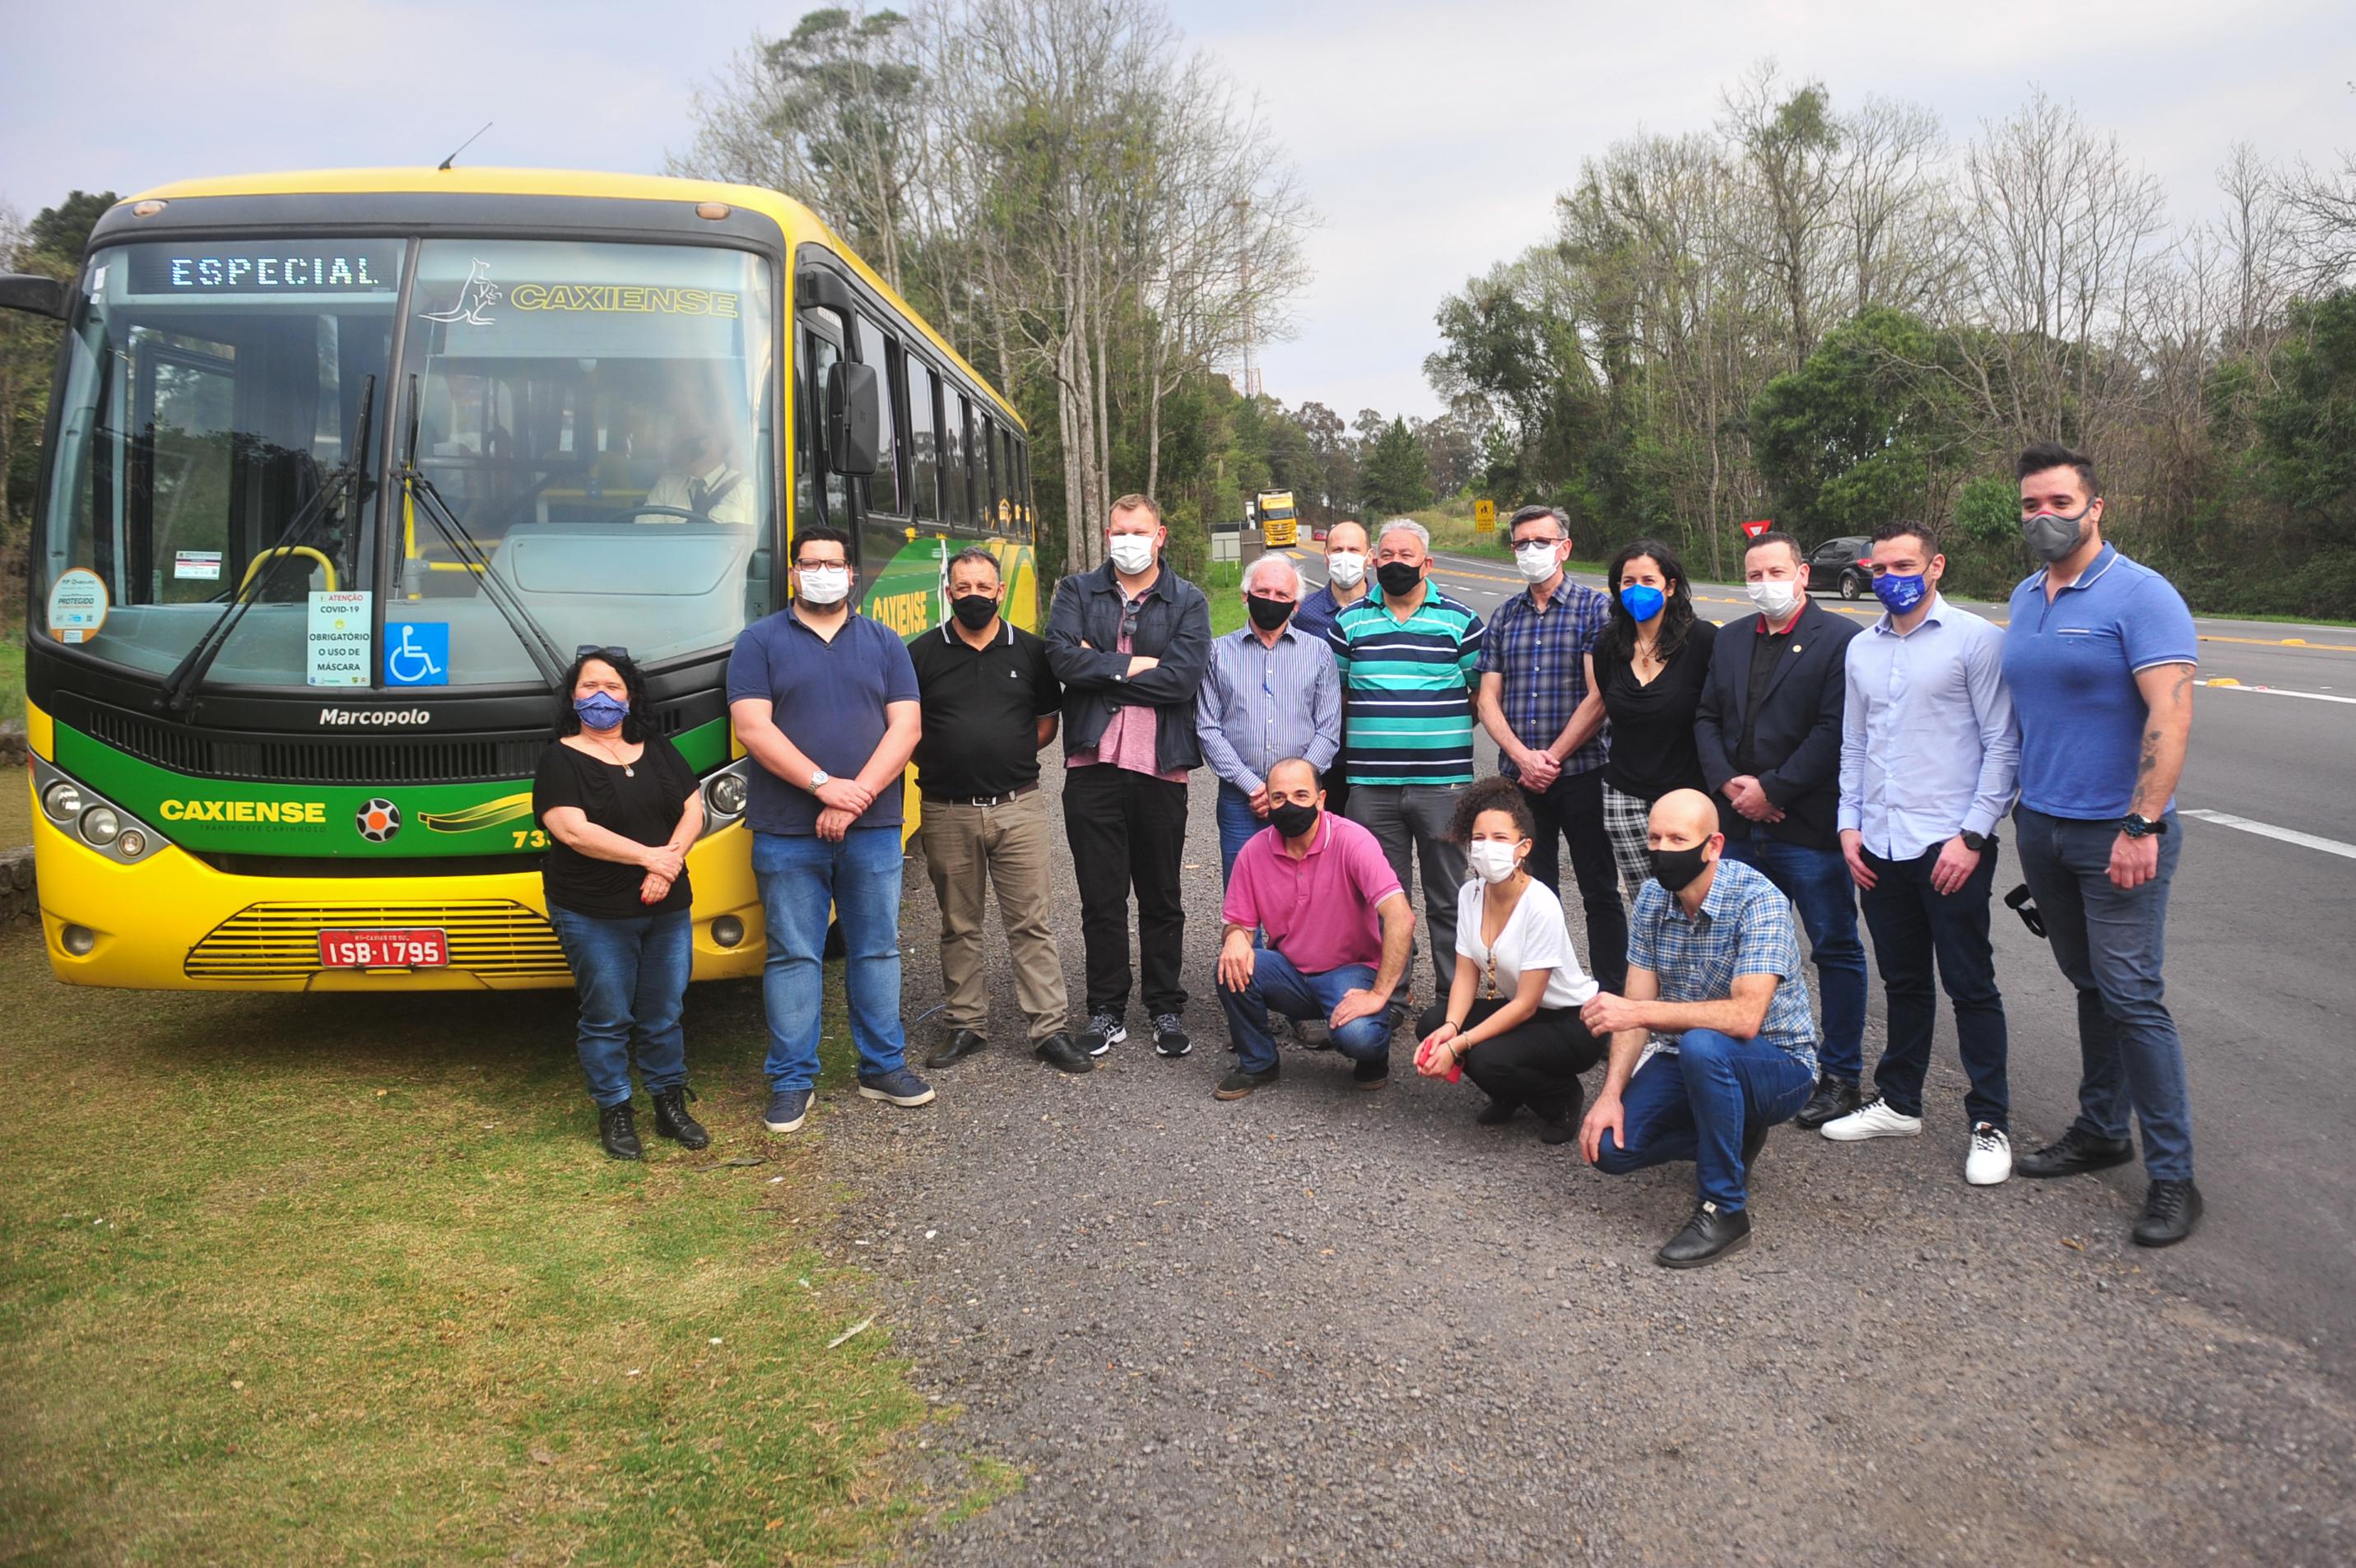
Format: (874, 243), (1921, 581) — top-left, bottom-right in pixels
(1324, 518), (1487, 1000)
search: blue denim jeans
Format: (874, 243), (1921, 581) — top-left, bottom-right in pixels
(1861, 842), (2010, 1129)
(1216, 781), (1265, 886)
(1217, 947), (1395, 1075)
(1721, 836), (1868, 1080)
(753, 828), (908, 1091)
(2013, 806), (2192, 1181)
(1591, 1028), (1815, 1209)
(548, 905), (692, 1107)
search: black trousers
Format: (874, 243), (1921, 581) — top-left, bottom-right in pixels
(1861, 842), (2010, 1129)
(1519, 768), (1629, 995)
(1419, 999), (1604, 1122)
(1062, 763), (1190, 1018)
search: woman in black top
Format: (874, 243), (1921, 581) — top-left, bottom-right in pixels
(1587, 538), (1717, 902)
(534, 648), (708, 1160)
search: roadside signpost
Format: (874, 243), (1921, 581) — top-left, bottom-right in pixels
(1474, 499), (1496, 533)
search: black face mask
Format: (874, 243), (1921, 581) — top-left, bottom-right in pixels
(1376, 561), (1424, 598)
(1269, 800), (1319, 840)
(1246, 593), (1294, 632)
(950, 592), (999, 631)
(1648, 842), (1712, 893)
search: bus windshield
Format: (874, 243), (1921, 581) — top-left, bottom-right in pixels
(35, 235), (778, 690)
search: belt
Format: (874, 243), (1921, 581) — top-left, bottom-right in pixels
(923, 781), (1040, 808)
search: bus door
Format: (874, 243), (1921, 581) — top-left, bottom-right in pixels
(796, 310), (856, 583)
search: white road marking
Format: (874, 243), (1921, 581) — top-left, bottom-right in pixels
(2197, 680), (2356, 705)
(2180, 810), (2356, 861)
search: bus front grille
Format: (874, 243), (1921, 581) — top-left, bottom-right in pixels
(185, 901), (570, 981)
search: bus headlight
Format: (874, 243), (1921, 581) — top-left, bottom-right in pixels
(61, 925), (98, 956)
(80, 806), (123, 846)
(710, 915), (746, 949)
(42, 781), (85, 821)
(704, 772), (749, 818)
(117, 830), (147, 858)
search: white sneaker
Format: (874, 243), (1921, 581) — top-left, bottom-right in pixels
(1821, 1097), (1923, 1141)
(1965, 1123), (2013, 1185)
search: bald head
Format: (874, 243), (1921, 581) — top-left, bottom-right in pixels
(1266, 757), (1321, 796)
(1647, 789), (1721, 850)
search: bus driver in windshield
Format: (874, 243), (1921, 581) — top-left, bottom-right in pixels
(636, 377), (751, 527)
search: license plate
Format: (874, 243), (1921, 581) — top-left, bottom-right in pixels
(318, 929), (448, 968)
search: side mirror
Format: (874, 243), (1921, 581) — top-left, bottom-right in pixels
(826, 360), (881, 479)
(0, 274), (69, 320)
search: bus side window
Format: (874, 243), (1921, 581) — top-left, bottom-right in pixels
(906, 358), (939, 522)
(960, 397), (981, 531)
(1015, 438), (1031, 536)
(983, 421), (1003, 531)
(853, 315), (901, 517)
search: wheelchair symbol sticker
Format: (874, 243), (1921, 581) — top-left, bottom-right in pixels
(385, 622), (450, 686)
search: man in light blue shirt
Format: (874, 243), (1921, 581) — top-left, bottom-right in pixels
(1833, 522), (2021, 1185)
(1197, 553), (1341, 883)
(1999, 442), (2202, 1250)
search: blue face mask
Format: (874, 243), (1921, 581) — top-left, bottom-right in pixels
(1872, 572), (1929, 615)
(573, 691), (629, 732)
(1619, 583), (1666, 623)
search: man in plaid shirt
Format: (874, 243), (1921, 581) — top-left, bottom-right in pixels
(1578, 789), (1818, 1269)
(1475, 503), (1625, 990)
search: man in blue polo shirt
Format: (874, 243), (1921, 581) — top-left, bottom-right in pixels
(728, 525), (930, 1135)
(2000, 443), (2203, 1247)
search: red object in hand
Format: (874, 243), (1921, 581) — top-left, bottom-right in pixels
(1415, 1035), (1463, 1083)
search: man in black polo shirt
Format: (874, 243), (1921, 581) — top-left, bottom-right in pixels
(910, 548), (1090, 1074)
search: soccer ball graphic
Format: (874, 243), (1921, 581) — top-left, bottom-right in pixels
(355, 799), (402, 842)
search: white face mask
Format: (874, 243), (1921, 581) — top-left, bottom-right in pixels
(797, 565), (852, 606)
(1468, 840), (1522, 884)
(1747, 578), (1801, 620)
(1107, 534), (1156, 575)
(1513, 541), (1563, 582)
(1326, 550), (1366, 588)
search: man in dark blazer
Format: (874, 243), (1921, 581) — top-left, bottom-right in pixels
(1695, 531), (1869, 1130)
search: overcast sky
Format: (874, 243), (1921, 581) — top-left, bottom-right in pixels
(5, 0), (2349, 420)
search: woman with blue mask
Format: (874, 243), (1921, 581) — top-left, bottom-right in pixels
(533, 648), (709, 1160)
(1590, 539), (1719, 903)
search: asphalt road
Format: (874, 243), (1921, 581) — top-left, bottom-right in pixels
(1290, 544), (2356, 1388)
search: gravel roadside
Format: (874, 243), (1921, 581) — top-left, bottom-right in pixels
(802, 763), (2351, 1568)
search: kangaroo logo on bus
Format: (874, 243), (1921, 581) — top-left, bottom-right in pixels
(421, 259), (501, 327)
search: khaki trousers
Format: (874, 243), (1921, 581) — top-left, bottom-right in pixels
(916, 790), (1067, 1041)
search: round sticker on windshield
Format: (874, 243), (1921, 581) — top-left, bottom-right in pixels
(47, 568), (109, 644)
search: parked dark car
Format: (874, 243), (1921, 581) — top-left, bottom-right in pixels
(1806, 536), (1873, 600)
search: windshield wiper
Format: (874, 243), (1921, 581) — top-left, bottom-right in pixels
(158, 375), (376, 715)
(398, 374), (569, 689)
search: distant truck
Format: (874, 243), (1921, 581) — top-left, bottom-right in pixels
(1254, 489), (1299, 549)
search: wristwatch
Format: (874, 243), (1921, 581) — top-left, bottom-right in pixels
(809, 768), (832, 791)
(1959, 831), (1989, 852)
(2120, 813), (2168, 838)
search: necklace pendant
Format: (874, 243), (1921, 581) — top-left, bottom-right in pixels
(624, 765), (634, 777)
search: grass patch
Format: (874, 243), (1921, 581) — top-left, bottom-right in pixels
(0, 927), (983, 1565)
(1, 624), (23, 729)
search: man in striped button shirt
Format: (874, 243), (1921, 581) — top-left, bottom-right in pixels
(1326, 517), (1486, 999)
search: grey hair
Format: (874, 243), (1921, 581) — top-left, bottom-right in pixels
(1376, 517), (1429, 552)
(1242, 554), (1303, 594)
(946, 545), (1001, 581)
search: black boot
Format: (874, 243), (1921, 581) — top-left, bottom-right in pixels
(599, 1101), (644, 1161)
(652, 1087), (710, 1150)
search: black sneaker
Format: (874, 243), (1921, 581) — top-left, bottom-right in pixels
(1351, 1058), (1389, 1091)
(2132, 1178), (2204, 1247)
(1793, 1074), (1861, 1130)
(2016, 1125), (2136, 1179)
(1536, 1079), (1587, 1144)
(599, 1101), (643, 1160)
(1475, 1100), (1517, 1125)
(1152, 1014), (1192, 1058)
(1656, 1199), (1751, 1269)
(651, 1086), (709, 1150)
(1034, 1032), (1094, 1075)
(1214, 1065), (1279, 1101)
(1080, 1011), (1128, 1056)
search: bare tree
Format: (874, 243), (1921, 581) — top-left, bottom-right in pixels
(1834, 95), (1956, 318)
(1722, 61), (1844, 371)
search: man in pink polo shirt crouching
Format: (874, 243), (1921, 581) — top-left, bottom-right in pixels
(1215, 757), (1418, 1100)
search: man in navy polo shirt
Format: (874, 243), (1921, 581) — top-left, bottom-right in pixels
(2001, 443), (2203, 1247)
(728, 525), (931, 1134)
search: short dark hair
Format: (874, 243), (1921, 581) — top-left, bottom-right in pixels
(793, 525), (852, 564)
(1870, 520), (1941, 554)
(555, 647), (654, 744)
(946, 545), (1001, 582)
(2017, 442), (2098, 497)
(1744, 529), (1804, 568)
(1449, 776), (1536, 846)
(1508, 504), (1568, 541)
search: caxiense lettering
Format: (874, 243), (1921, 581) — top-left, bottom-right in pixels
(159, 799), (328, 824)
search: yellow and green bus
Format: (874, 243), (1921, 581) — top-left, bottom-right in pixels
(6, 167), (1037, 991)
